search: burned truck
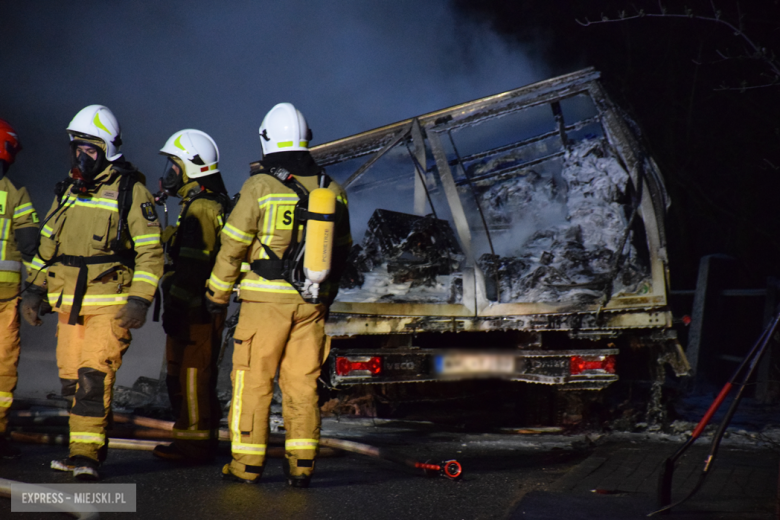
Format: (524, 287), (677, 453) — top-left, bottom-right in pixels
(254, 68), (683, 395)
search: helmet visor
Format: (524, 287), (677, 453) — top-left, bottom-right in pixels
(160, 157), (185, 195)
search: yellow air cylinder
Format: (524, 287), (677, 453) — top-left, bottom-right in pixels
(304, 188), (336, 284)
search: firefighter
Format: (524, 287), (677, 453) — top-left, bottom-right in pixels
(0, 119), (40, 459)
(151, 129), (230, 463)
(206, 103), (351, 487)
(20, 105), (164, 480)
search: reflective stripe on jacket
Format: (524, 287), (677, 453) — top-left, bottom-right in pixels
(0, 177), (39, 298)
(26, 165), (164, 315)
(208, 172), (351, 305)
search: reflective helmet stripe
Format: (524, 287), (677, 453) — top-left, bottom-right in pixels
(92, 112), (111, 135)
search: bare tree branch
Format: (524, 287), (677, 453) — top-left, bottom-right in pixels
(576, 2), (780, 89)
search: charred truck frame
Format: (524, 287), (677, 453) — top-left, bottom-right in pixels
(252, 68), (685, 392)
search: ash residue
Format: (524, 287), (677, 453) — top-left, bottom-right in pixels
(338, 209), (464, 303)
(479, 139), (649, 303)
(113, 376), (170, 414)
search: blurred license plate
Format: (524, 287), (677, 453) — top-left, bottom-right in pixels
(435, 354), (515, 375)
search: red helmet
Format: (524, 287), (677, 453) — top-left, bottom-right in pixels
(0, 119), (22, 165)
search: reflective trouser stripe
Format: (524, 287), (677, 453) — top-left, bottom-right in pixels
(172, 429), (212, 440)
(232, 443), (267, 455)
(186, 368), (199, 428)
(285, 439), (319, 450)
(229, 370), (267, 457)
(226, 302), (326, 478)
(59, 313), (130, 461)
(70, 432), (106, 446)
(0, 391), (12, 408)
(230, 370), (245, 444)
(166, 316), (225, 454)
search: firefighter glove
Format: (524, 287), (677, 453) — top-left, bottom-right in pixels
(115, 296), (151, 329)
(204, 295), (228, 316)
(20, 284), (47, 327)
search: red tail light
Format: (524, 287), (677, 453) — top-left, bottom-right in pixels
(335, 356), (382, 376)
(570, 355), (616, 375)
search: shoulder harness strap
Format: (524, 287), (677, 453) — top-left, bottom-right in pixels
(169, 189), (231, 258)
(250, 167), (313, 283)
(110, 170), (140, 252)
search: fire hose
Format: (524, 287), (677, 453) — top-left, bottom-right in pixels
(318, 437), (462, 480)
(650, 309), (780, 516)
(9, 408), (463, 480)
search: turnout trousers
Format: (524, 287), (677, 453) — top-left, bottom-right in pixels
(165, 312), (225, 459)
(56, 312), (132, 462)
(227, 301), (327, 478)
(0, 299), (21, 434)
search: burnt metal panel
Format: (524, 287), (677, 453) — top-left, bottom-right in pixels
(294, 67), (673, 335)
(410, 118), (430, 215)
(343, 123), (411, 189)
(325, 309), (672, 336)
(427, 129), (473, 260)
(302, 68), (601, 166)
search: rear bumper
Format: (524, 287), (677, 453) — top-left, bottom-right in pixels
(327, 348), (619, 390)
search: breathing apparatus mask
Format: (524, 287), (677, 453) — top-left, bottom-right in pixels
(160, 156), (189, 196)
(0, 159), (8, 177)
(70, 140), (108, 191)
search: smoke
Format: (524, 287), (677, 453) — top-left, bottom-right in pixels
(2, 1), (546, 391)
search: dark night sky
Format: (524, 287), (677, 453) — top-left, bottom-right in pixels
(1, 1), (547, 205)
(1, 1), (550, 392)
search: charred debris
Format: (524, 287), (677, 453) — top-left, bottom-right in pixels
(340, 138), (649, 306)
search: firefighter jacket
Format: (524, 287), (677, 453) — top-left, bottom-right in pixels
(0, 177), (39, 299)
(208, 172), (351, 305)
(27, 163), (164, 319)
(165, 181), (226, 322)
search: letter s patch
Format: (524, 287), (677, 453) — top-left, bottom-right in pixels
(276, 205), (294, 230)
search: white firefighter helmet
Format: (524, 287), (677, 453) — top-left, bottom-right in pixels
(160, 129), (220, 179)
(66, 105), (123, 161)
(259, 102), (312, 156)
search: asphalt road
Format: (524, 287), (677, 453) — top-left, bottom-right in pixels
(1, 416), (778, 519)
(0, 418), (590, 520)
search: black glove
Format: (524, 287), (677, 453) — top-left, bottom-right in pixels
(205, 295), (228, 316)
(115, 296), (151, 329)
(20, 284), (47, 327)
